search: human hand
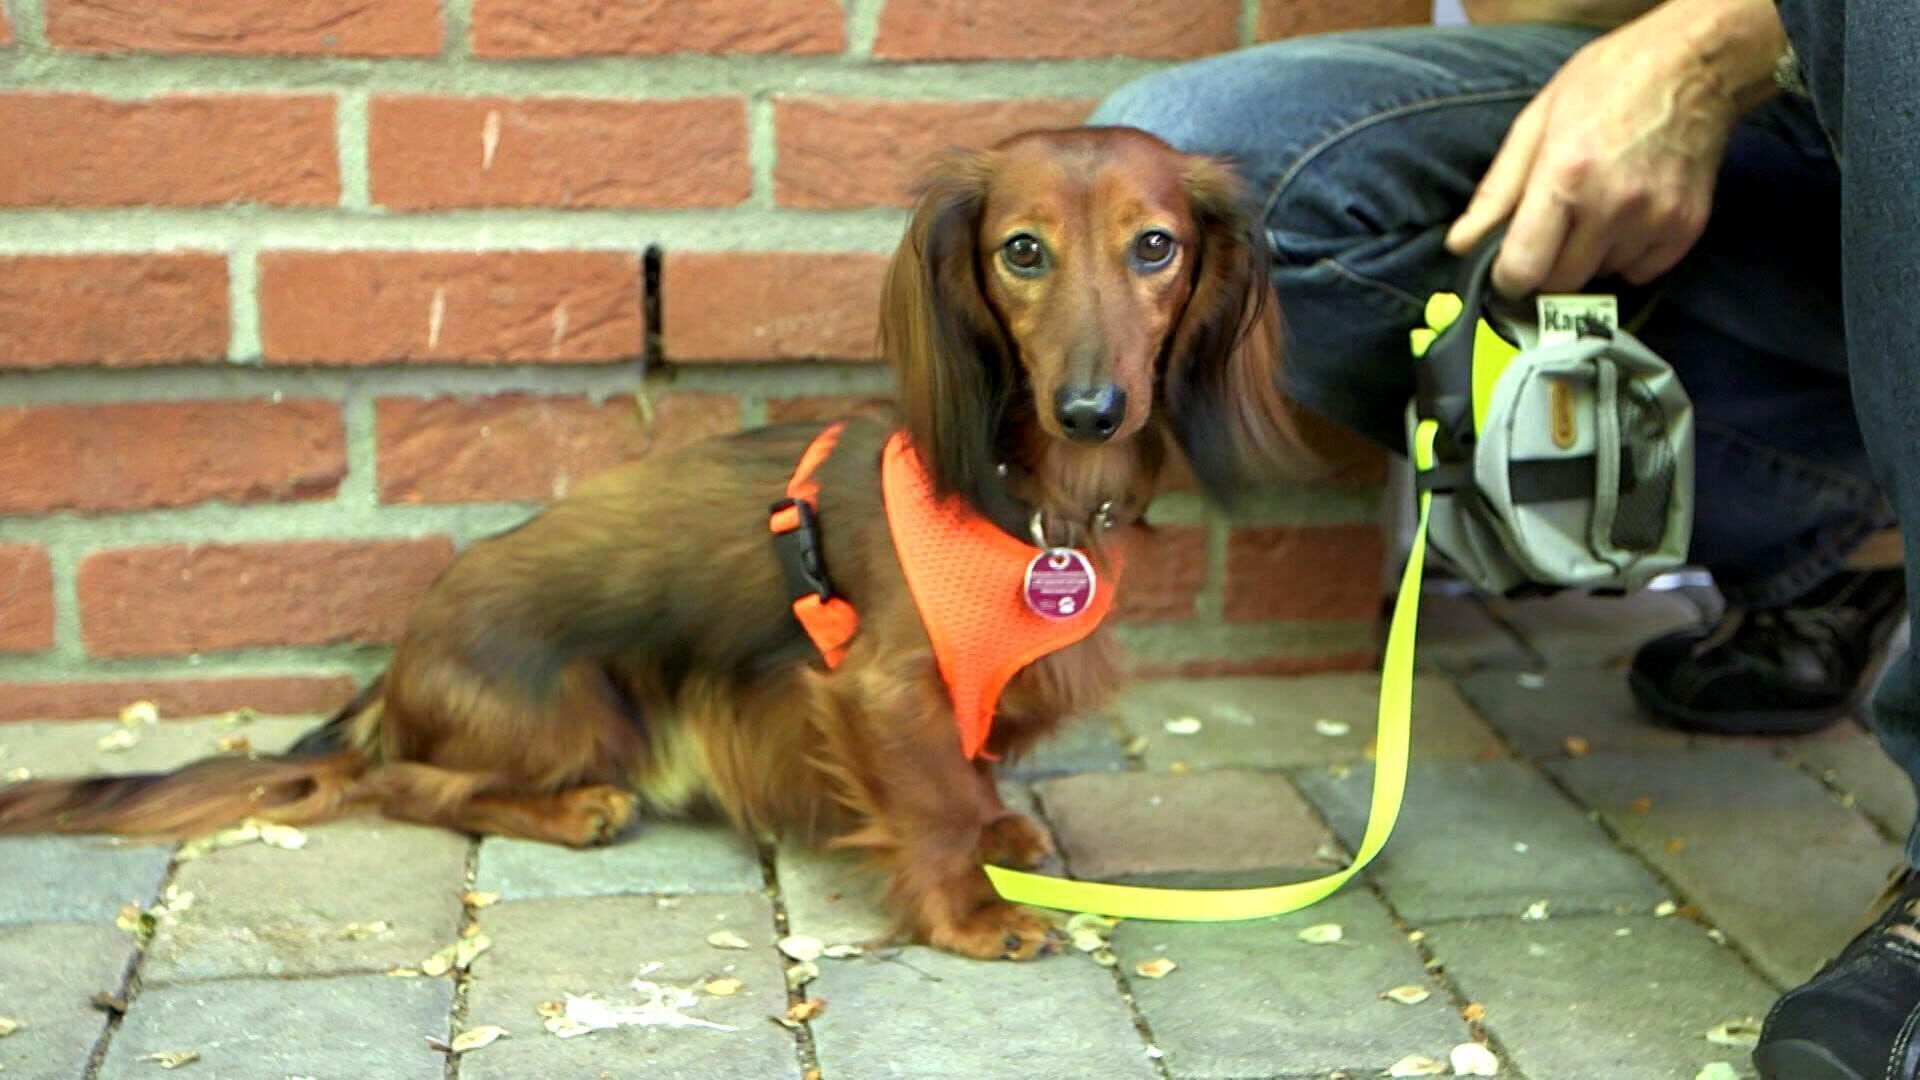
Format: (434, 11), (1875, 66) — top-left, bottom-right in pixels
(1446, 0), (1786, 296)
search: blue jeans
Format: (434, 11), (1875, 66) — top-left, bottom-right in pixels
(1092, 23), (1885, 609)
(1776, 0), (1920, 867)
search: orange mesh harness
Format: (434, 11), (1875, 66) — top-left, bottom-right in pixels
(770, 424), (1122, 761)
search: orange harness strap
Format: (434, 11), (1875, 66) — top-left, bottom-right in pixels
(880, 432), (1122, 760)
(769, 422), (859, 669)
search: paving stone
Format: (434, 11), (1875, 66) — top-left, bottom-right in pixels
(0, 835), (172, 926)
(1788, 732), (1919, 839)
(1552, 747), (1902, 984)
(0, 716), (314, 776)
(475, 820), (763, 901)
(1407, 588), (1537, 673)
(1036, 770), (1342, 884)
(143, 820), (468, 984)
(810, 945), (1156, 1080)
(0, 923), (133, 1079)
(1112, 674), (1504, 772)
(1001, 714), (1132, 780)
(96, 973), (453, 1080)
(460, 894), (797, 1080)
(1425, 916), (1779, 1080)
(776, 844), (895, 945)
(1296, 760), (1668, 921)
(1115, 890), (1468, 1078)
(1484, 587), (1703, 667)
(1460, 667), (1695, 758)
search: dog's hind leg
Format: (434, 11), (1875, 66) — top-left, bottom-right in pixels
(359, 763), (638, 847)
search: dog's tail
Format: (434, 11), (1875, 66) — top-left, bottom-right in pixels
(0, 678), (385, 838)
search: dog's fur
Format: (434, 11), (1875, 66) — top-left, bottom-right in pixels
(0, 128), (1303, 959)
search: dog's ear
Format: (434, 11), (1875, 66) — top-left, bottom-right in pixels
(1162, 157), (1307, 501)
(880, 151), (1016, 512)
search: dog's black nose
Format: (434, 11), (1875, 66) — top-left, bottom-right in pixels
(1053, 385), (1127, 443)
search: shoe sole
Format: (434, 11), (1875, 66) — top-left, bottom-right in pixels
(1753, 1039), (1869, 1079)
(1629, 669), (1855, 736)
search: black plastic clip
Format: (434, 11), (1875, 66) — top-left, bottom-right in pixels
(769, 497), (835, 603)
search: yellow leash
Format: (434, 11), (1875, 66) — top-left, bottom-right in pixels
(984, 420), (1440, 921)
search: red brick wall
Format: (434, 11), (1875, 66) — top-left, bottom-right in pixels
(0, 0), (1421, 722)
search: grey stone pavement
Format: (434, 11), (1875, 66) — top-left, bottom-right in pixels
(2, 584), (1914, 1079)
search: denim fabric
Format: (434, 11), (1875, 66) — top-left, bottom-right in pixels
(1091, 23), (1885, 608)
(1778, 0), (1920, 866)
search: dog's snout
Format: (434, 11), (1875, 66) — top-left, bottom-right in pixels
(1053, 385), (1128, 443)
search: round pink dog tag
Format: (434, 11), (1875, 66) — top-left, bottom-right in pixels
(1024, 548), (1097, 619)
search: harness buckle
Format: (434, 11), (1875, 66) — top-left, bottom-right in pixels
(769, 497), (835, 603)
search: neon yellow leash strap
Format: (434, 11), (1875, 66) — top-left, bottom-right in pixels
(983, 420), (1440, 921)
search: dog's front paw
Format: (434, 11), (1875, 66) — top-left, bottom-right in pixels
(557, 784), (639, 847)
(929, 902), (1064, 961)
(978, 812), (1055, 869)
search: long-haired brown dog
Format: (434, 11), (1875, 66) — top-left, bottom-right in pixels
(0, 128), (1303, 960)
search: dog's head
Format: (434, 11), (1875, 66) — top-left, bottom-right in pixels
(881, 126), (1302, 512)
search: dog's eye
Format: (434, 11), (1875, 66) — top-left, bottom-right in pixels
(1133, 230), (1176, 269)
(1002, 234), (1046, 275)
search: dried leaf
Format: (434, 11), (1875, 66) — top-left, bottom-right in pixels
(1706, 1018), (1762, 1048)
(535, 1000), (567, 1021)
(544, 1016), (593, 1039)
(778, 935), (824, 962)
(1070, 928), (1108, 953)
(1516, 672), (1547, 689)
(1654, 900), (1679, 918)
(116, 903), (156, 941)
(455, 932), (492, 969)
(217, 708), (257, 728)
(1450, 1041), (1500, 1076)
(119, 701), (160, 727)
(785, 961), (819, 991)
(1133, 957), (1176, 979)
(0, 1016), (19, 1037)
(1066, 912), (1118, 934)
(1163, 716), (1202, 736)
(1387, 1054), (1448, 1076)
(420, 944), (459, 978)
(707, 929), (751, 950)
(1382, 984), (1431, 1006)
(449, 1025), (507, 1053)
(1667, 836), (1687, 854)
(1314, 719), (1352, 738)
(256, 822), (307, 850)
(703, 977), (743, 997)
(1091, 947), (1118, 968)
(1628, 796), (1654, 814)
(1297, 923), (1344, 945)
(1521, 900), (1551, 921)
(1561, 735), (1590, 757)
(460, 922), (485, 940)
(786, 999), (827, 1023)
(1695, 1065), (1740, 1080)
(1461, 1002), (1487, 1023)
(339, 921), (393, 941)
(137, 1050), (200, 1069)
(1123, 735), (1150, 757)
(158, 886), (194, 914)
(1167, 761), (1191, 774)
(97, 729), (140, 753)
(462, 891), (500, 909)
(3, 767), (28, 782)
(821, 944), (865, 960)
(91, 992), (127, 1015)
(387, 968), (422, 978)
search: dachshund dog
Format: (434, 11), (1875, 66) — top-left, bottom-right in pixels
(0, 127), (1304, 960)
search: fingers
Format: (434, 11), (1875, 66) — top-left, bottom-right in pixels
(1540, 208), (1613, 293)
(1491, 168), (1571, 297)
(1446, 96), (1548, 256)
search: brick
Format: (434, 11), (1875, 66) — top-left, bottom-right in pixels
(1423, 918), (1778, 1080)
(0, 836), (172, 925)
(1552, 747), (1902, 984)
(1224, 523), (1384, 622)
(0, 93), (337, 207)
(97, 976), (453, 1080)
(0, 253), (228, 368)
(662, 252), (887, 362)
(1257, 0), (1432, 42)
(0, 400), (344, 514)
(471, 0), (843, 58)
(0, 676), (356, 722)
(47, 0), (443, 56)
(1035, 770), (1340, 884)
(1113, 892), (1467, 1078)
(1115, 525), (1206, 623)
(0, 544), (53, 653)
(259, 251), (643, 364)
(374, 392), (739, 504)
(0, 7), (11, 44)
(763, 395), (893, 426)
(0, 925), (132, 1079)
(78, 538), (454, 658)
(370, 95), (748, 210)
(461, 896), (797, 1080)
(144, 821), (469, 984)
(1296, 760), (1667, 921)
(1111, 673), (1502, 771)
(874, 0), (1237, 59)
(774, 97), (1094, 208)
(474, 822), (762, 900)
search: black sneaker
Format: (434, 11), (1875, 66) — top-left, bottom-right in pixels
(1629, 569), (1907, 736)
(1756, 869), (1920, 1079)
